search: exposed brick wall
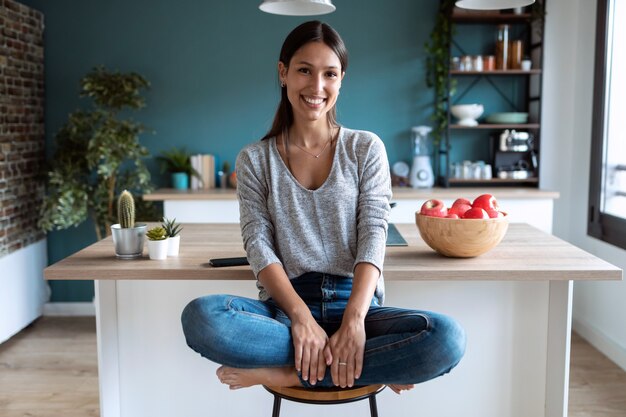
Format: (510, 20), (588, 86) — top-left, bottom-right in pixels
(0, 0), (45, 258)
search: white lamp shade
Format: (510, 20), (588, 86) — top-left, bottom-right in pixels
(259, 0), (336, 16)
(456, 0), (535, 10)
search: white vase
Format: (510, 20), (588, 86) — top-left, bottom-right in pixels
(148, 239), (169, 260)
(167, 235), (180, 257)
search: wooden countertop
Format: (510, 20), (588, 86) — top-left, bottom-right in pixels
(44, 223), (620, 282)
(143, 187), (560, 201)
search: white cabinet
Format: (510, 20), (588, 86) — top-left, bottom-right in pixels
(164, 200), (240, 223)
(152, 187), (558, 233)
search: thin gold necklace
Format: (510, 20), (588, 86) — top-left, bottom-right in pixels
(290, 130), (333, 159)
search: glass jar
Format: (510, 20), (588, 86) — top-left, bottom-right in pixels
(472, 55), (483, 72)
(484, 55), (496, 71)
(460, 55), (473, 71)
(495, 24), (510, 70)
(509, 40), (523, 69)
(450, 56), (461, 70)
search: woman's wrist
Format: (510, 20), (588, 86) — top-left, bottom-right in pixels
(342, 262), (380, 325)
(288, 306), (314, 324)
(342, 306), (367, 324)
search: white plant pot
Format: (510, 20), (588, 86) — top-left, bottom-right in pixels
(147, 239), (169, 260)
(167, 235), (180, 257)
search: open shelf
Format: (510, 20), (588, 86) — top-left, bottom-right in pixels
(448, 178), (539, 185)
(439, 2), (545, 189)
(451, 12), (532, 23)
(450, 70), (542, 75)
(450, 124), (540, 130)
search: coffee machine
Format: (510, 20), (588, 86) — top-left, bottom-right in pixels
(409, 126), (434, 188)
(493, 129), (538, 179)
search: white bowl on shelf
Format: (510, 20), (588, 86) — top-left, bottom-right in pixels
(451, 104), (484, 126)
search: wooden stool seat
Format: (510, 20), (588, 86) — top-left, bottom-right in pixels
(263, 384), (385, 417)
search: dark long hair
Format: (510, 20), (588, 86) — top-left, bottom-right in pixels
(261, 21), (349, 141)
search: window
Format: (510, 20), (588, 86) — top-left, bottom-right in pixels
(588, 0), (626, 250)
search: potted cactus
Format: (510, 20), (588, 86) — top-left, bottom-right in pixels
(162, 217), (183, 256)
(146, 226), (168, 260)
(110, 190), (147, 259)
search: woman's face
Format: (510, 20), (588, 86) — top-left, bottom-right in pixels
(279, 41), (345, 126)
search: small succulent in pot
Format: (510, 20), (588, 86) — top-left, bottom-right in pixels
(146, 226), (168, 260)
(162, 217), (182, 256)
(146, 226), (167, 241)
(161, 217), (182, 237)
(111, 190), (147, 259)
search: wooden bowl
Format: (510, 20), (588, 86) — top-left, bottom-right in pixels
(415, 212), (509, 258)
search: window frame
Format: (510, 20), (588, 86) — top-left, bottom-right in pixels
(588, 0), (626, 250)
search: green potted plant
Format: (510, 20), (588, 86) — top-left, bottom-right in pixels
(162, 217), (183, 256)
(156, 148), (200, 190)
(111, 190), (147, 259)
(146, 226), (168, 260)
(424, 0), (457, 147)
(38, 66), (154, 241)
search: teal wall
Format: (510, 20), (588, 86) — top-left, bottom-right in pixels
(22, 0), (441, 302)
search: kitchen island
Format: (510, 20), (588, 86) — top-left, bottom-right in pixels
(44, 223), (620, 417)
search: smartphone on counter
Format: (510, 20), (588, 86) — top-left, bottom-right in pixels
(208, 257), (249, 267)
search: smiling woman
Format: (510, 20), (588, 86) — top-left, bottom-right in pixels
(180, 20), (466, 397)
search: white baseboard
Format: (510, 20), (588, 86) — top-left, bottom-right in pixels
(43, 302), (95, 316)
(572, 317), (626, 372)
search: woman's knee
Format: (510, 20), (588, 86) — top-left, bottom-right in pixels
(180, 294), (231, 347)
(432, 313), (466, 371)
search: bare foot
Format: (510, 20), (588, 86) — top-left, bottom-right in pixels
(216, 366), (301, 390)
(387, 384), (415, 395)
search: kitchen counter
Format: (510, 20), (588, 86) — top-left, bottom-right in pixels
(143, 186), (559, 201)
(45, 224), (614, 281)
(44, 223), (620, 417)
(144, 187), (560, 233)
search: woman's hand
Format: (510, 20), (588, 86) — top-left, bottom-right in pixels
(326, 262), (379, 387)
(327, 318), (366, 387)
(291, 315), (332, 385)
(257, 264), (332, 384)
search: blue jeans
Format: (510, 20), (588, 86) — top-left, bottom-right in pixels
(181, 272), (466, 387)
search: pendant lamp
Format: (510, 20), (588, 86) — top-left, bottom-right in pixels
(456, 0), (535, 10)
(259, 0), (336, 16)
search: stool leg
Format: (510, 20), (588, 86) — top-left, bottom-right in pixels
(369, 394), (379, 417)
(271, 395), (282, 417)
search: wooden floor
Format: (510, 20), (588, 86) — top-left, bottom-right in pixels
(0, 317), (99, 417)
(569, 332), (626, 417)
(0, 317), (625, 417)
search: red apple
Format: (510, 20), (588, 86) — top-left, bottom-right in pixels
(486, 209), (504, 218)
(420, 199), (448, 217)
(462, 207), (489, 219)
(452, 198), (472, 208)
(448, 203), (472, 217)
(445, 213), (460, 219)
(472, 194), (499, 212)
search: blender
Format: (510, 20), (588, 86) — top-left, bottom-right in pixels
(409, 126), (434, 188)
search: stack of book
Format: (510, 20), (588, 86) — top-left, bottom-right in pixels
(190, 154), (216, 190)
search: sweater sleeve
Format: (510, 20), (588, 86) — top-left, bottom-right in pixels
(354, 136), (392, 273)
(235, 147), (282, 277)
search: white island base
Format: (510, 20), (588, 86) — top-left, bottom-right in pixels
(94, 278), (570, 417)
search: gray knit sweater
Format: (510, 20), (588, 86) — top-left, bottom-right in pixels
(235, 127), (392, 303)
